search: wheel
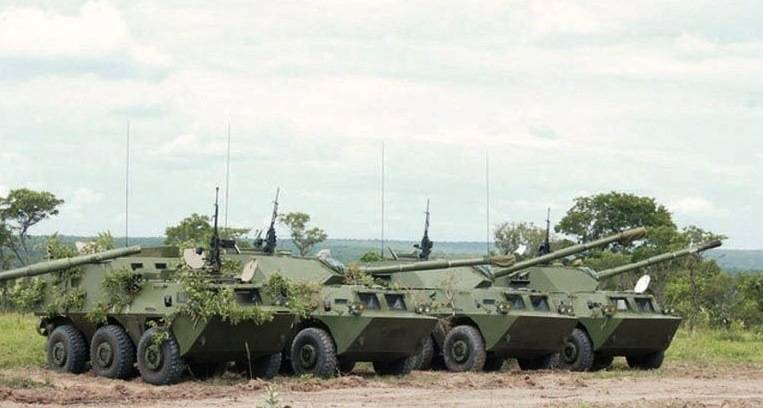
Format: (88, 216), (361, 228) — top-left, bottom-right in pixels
(517, 354), (555, 371)
(90, 325), (136, 379)
(252, 353), (282, 379)
(414, 336), (434, 371)
(373, 354), (417, 376)
(290, 328), (337, 378)
(627, 350), (664, 370)
(483, 356), (505, 372)
(556, 328), (594, 372)
(338, 359), (356, 375)
(136, 328), (185, 385)
(592, 354), (614, 371)
(47, 325), (88, 374)
(442, 325), (486, 372)
(278, 351), (294, 375)
(188, 362), (226, 380)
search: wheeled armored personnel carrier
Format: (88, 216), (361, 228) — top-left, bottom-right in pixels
(0, 245), (297, 385)
(224, 247), (512, 377)
(497, 239), (721, 371)
(371, 228), (647, 372)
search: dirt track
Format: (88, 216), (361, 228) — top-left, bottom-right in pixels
(1, 362), (762, 407)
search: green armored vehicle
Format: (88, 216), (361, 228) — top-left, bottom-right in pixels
(0, 245), (297, 385)
(374, 227), (647, 373)
(225, 250), (513, 377)
(497, 239), (722, 371)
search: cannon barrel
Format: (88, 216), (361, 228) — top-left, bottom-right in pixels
(0, 246), (142, 281)
(361, 255), (516, 276)
(594, 240), (722, 280)
(492, 227), (647, 279)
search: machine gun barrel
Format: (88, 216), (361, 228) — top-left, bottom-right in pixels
(0, 246), (142, 281)
(493, 227), (647, 279)
(594, 240), (722, 280)
(361, 255), (515, 276)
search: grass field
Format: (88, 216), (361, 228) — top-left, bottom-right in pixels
(0, 313), (46, 369)
(0, 312), (761, 371)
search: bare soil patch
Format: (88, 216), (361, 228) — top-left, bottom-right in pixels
(1, 362), (762, 407)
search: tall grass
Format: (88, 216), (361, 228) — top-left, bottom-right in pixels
(0, 313), (46, 369)
(667, 328), (763, 364)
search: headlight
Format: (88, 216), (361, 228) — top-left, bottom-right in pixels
(349, 302), (365, 315)
(497, 302), (511, 314)
(558, 305), (574, 316)
(662, 308), (677, 315)
(602, 304), (617, 316)
(415, 304), (432, 314)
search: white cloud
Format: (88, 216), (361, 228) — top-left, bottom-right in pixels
(668, 197), (717, 216)
(158, 134), (226, 156)
(0, 184), (8, 198)
(67, 188), (104, 212)
(0, 2), (127, 58)
(0, 1), (172, 71)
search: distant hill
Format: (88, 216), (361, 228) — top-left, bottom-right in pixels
(10, 236), (763, 273)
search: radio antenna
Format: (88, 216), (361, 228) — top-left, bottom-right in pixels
(124, 120), (130, 247)
(380, 141), (385, 258)
(224, 122), (231, 229)
(485, 151), (490, 256)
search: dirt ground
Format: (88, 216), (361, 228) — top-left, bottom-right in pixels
(1, 362), (762, 408)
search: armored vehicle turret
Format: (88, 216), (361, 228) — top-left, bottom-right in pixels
(0, 244), (298, 385)
(371, 228), (646, 372)
(498, 239), (722, 371)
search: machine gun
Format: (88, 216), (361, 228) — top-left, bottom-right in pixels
(537, 208), (552, 257)
(413, 199), (433, 260)
(209, 187), (238, 272)
(263, 188), (280, 255)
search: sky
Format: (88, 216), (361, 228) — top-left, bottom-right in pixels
(0, 1), (761, 248)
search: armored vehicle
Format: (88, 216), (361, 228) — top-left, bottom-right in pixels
(0, 245), (298, 385)
(497, 239), (722, 371)
(224, 248), (512, 377)
(373, 228), (647, 373)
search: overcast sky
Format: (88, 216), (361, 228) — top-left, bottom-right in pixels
(0, 1), (761, 248)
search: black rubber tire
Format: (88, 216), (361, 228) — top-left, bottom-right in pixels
(483, 356), (505, 372)
(627, 350), (664, 370)
(517, 354), (555, 371)
(373, 354), (417, 376)
(90, 325), (136, 380)
(47, 325), (89, 374)
(188, 362), (226, 380)
(338, 359), (356, 375)
(290, 328), (337, 378)
(251, 353), (282, 379)
(557, 328), (594, 372)
(414, 336), (434, 371)
(278, 351), (294, 375)
(592, 354), (614, 371)
(136, 328), (185, 385)
(442, 325), (486, 372)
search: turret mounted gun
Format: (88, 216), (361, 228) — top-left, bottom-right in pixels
(413, 199), (433, 260)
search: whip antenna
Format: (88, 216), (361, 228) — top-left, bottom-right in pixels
(124, 120), (130, 247)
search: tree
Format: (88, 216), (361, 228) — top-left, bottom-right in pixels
(165, 214), (213, 248)
(360, 251), (383, 262)
(556, 192), (675, 245)
(0, 188), (64, 265)
(164, 213), (249, 249)
(494, 222), (550, 259)
(279, 212), (327, 256)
